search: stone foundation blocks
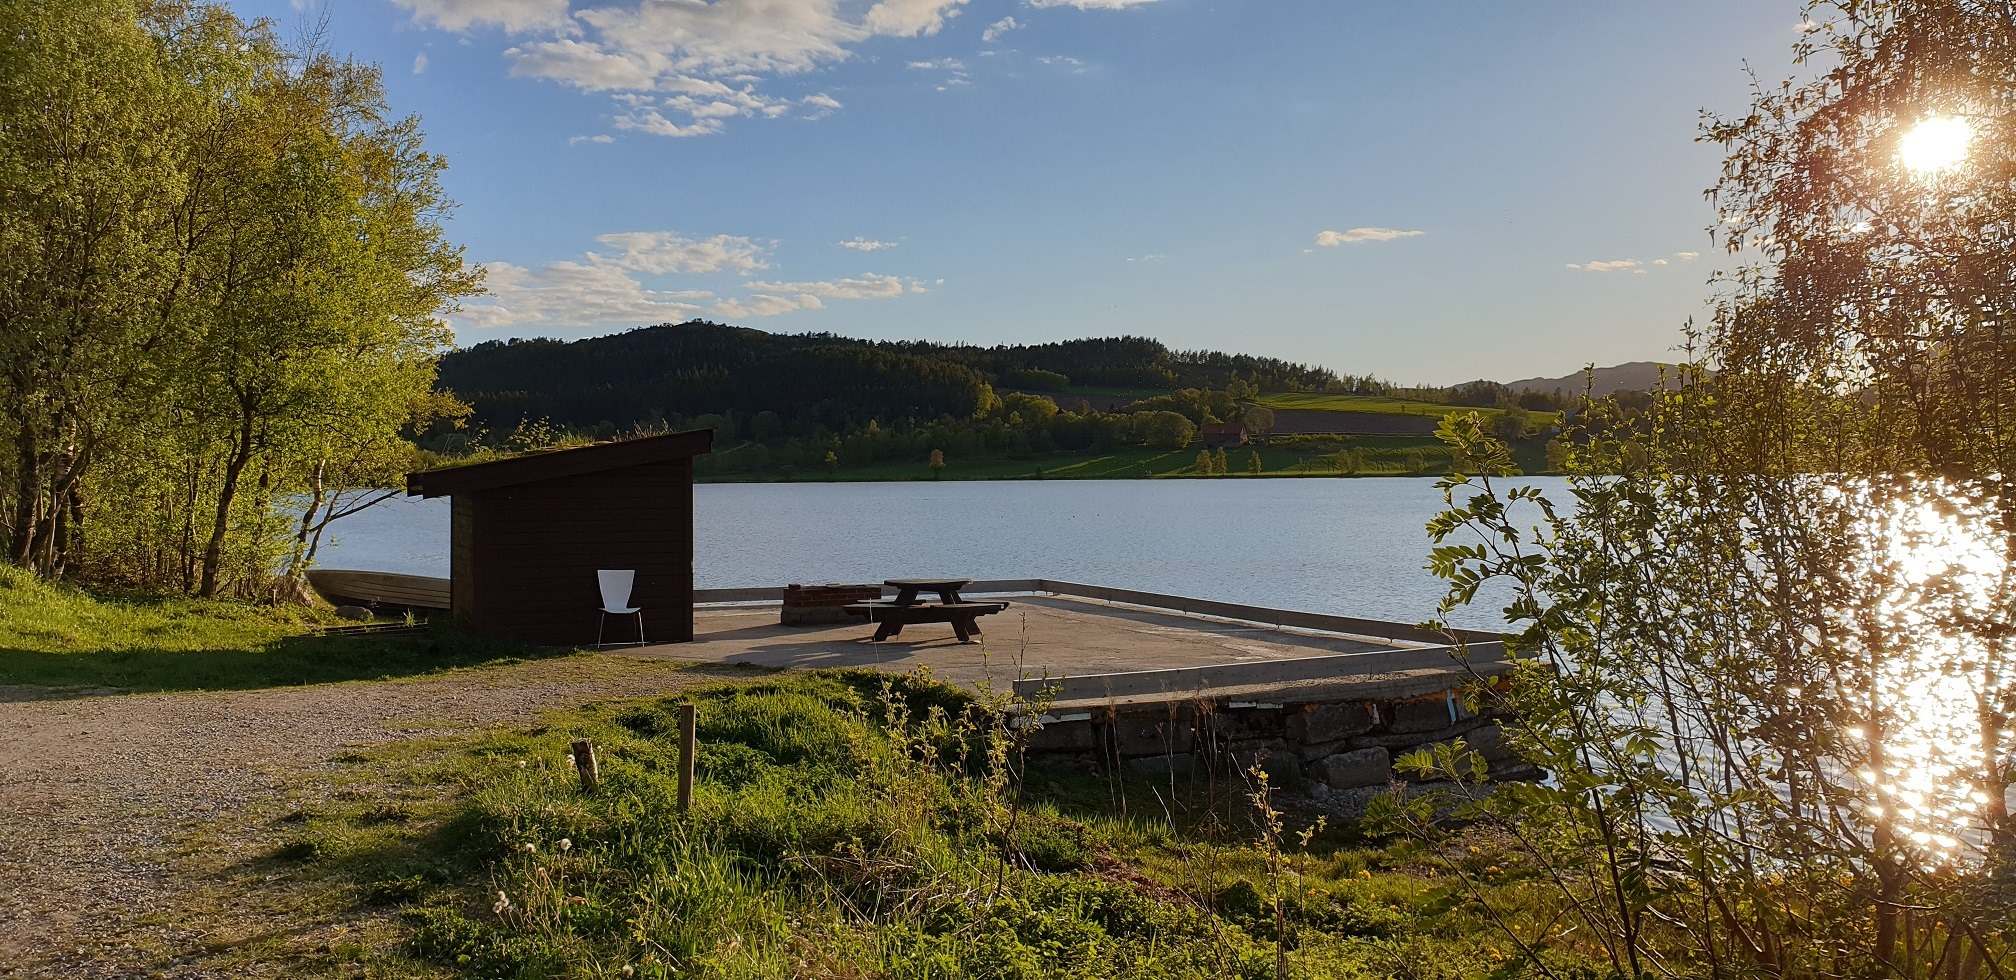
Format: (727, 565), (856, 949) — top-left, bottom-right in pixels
(1307, 746), (1391, 789)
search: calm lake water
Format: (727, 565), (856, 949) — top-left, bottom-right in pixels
(316, 478), (1564, 629)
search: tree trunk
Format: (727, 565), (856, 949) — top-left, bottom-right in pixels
(9, 425), (42, 569)
(198, 407), (256, 598)
(285, 459), (326, 579)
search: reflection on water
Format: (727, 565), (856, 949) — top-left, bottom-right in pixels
(1858, 489), (2010, 865)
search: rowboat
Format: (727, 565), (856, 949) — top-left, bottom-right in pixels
(305, 569), (450, 610)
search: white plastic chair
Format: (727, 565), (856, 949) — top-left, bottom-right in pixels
(596, 569), (644, 647)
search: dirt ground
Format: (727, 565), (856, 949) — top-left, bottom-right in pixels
(0, 653), (727, 978)
(0, 601), (1402, 977)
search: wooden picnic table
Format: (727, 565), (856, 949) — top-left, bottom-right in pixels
(846, 578), (1008, 643)
(885, 577), (974, 605)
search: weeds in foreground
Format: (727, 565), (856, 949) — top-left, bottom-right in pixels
(254, 669), (1620, 979)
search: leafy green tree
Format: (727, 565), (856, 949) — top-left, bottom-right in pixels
(1240, 405), (1274, 441)
(1132, 411), (1197, 451)
(1390, 5), (2016, 974)
(928, 448), (945, 479)
(1486, 405), (1536, 442)
(177, 49), (476, 595)
(0, 1), (476, 594)
(0, 0), (184, 576)
(823, 450), (838, 477)
(1246, 451), (1262, 476)
(1194, 451), (1211, 476)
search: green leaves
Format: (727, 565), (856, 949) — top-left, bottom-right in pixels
(0, 2), (477, 591)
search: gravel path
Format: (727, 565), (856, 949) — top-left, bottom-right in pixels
(0, 655), (720, 978)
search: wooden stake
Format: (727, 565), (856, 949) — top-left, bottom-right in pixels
(571, 738), (599, 792)
(677, 703), (697, 812)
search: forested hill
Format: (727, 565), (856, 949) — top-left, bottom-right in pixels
(436, 321), (1347, 431)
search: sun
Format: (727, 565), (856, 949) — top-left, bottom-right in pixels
(1899, 116), (1974, 176)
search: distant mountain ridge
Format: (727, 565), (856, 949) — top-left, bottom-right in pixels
(1499, 361), (1690, 397)
(435, 320), (1346, 433)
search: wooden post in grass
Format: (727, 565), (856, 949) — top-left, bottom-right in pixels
(677, 704), (697, 812)
(571, 738), (599, 792)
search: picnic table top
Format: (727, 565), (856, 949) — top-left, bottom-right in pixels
(885, 578), (972, 589)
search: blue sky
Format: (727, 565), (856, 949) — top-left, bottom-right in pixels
(246, 0), (1813, 384)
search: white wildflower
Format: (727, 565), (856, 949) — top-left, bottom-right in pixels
(523, 842), (537, 853)
(493, 891), (511, 914)
(558, 838), (572, 852)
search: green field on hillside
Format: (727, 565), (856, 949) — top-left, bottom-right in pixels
(1252, 392), (1507, 418)
(698, 438), (1479, 484)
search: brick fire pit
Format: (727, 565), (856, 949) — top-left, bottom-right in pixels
(780, 583), (882, 626)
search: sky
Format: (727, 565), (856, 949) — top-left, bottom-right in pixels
(237, 0), (1819, 385)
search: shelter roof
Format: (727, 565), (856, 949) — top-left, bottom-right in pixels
(406, 429), (713, 498)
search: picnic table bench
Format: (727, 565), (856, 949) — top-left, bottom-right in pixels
(844, 578), (1009, 643)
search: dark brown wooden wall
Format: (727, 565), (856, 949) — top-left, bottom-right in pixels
(449, 459), (695, 645)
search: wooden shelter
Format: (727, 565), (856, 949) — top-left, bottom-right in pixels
(1201, 423), (1250, 449)
(406, 429), (713, 645)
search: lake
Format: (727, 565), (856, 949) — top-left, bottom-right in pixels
(316, 477), (1563, 629)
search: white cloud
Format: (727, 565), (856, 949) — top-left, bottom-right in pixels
(712, 293), (815, 319)
(908, 58), (966, 69)
(1037, 55), (1086, 72)
(800, 92), (843, 117)
(741, 274), (914, 300)
(1314, 227), (1424, 247)
(838, 237), (899, 251)
(613, 107), (726, 138)
(1565, 259), (1643, 272)
(593, 232), (772, 275)
(458, 261), (716, 330)
(1674, 250), (1700, 261)
(1026, 0), (1162, 8)
(1653, 258), (1668, 266)
(392, 0), (571, 33)
(455, 232), (922, 329)
(865, 0), (969, 38)
(570, 1), (876, 78)
(413, 52), (429, 74)
(568, 133), (616, 144)
(713, 274), (923, 318)
(1125, 254), (1166, 263)
(982, 16), (1021, 41)
(404, 0), (1141, 139)
(506, 39), (659, 90)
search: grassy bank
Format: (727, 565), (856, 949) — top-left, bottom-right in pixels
(0, 579), (1598, 976)
(0, 566), (562, 692)
(269, 670), (1590, 979)
(700, 435), (1556, 484)
(1249, 392), (1507, 418)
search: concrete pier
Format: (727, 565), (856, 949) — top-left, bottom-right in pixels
(660, 588), (1529, 791)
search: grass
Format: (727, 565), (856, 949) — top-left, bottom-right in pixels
(0, 578), (1592, 976)
(701, 439), (1479, 484)
(0, 566), (568, 692)
(1251, 392), (1508, 419)
(249, 671), (1609, 979)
